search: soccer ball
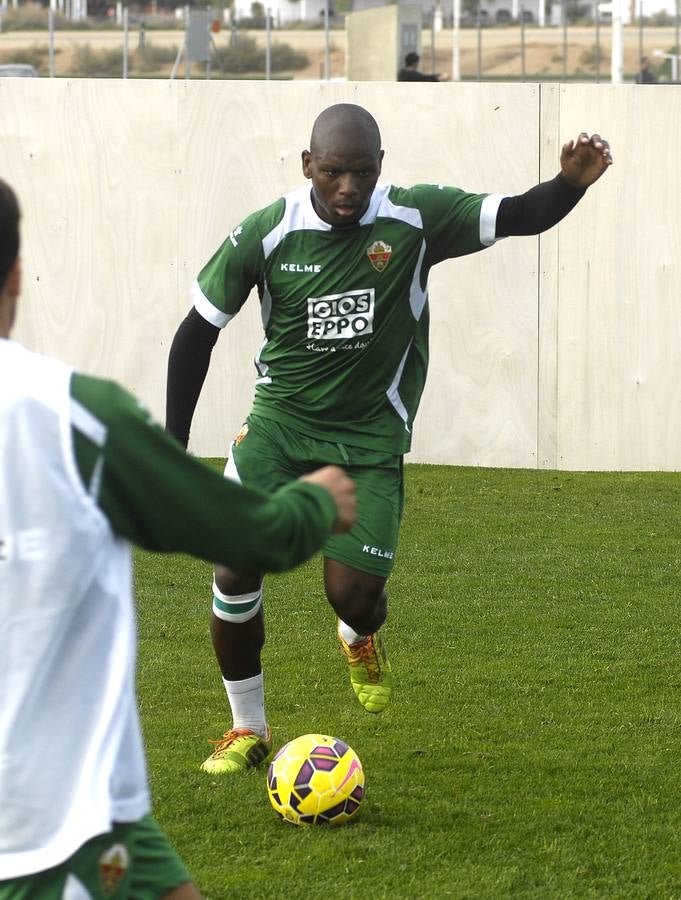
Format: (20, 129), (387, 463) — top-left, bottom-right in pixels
(266, 733), (365, 826)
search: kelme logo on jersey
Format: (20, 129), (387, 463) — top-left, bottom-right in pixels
(307, 289), (374, 340)
(367, 240), (392, 272)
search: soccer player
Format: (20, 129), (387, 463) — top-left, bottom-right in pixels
(166, 103), (613, 775)
(0, 178), (356, 899)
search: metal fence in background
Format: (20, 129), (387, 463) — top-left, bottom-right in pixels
(0, 2), (679, 83)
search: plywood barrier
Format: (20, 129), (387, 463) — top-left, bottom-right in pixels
(1, 79), (677, 470)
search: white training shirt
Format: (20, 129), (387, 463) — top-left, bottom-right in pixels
(0, 340), (150, 879)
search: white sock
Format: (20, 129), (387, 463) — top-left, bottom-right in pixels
(338, 619), (367, 646)
(223, 672), (267, 737)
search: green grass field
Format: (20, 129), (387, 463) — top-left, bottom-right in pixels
(134, 463), (681, 899)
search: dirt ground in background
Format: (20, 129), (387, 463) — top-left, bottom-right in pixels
(0, 25), (678, 79)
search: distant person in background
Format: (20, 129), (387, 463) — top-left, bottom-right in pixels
(397, 51), (448, 82)
(635, 56), (658, 83)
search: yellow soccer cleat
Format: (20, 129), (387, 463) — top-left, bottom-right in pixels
(200, 726), (273, 774)
(338, 627), (393, 714)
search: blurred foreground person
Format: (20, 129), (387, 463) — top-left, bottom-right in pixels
(0, 178), (355, 899)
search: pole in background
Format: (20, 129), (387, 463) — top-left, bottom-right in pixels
(476, 0), (482, 80)
(323, 0), (330, 79)
(676, 0), (680, 80)
(638, 0), (644, 71)
(430, 7), (436, 73)
(611, 0), (623, 81)
(48, 7), (55, 77)
(265, 7), (271, 79)
(595, 6), (601, 82)
(562, 0), (567, 80)
(184, 5), (190, 78)
(122, 6), (129, 79)
(451, 0), (461, 80)
(520, 2), (526, 80)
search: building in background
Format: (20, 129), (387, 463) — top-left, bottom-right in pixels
(350, 0), (544, 26)
(231, 0), (329, 25)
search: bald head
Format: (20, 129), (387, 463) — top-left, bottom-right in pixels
(310, 104), (382, 159)
(303, 105), (384, 227)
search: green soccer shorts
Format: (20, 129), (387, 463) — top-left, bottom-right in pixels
(226, 414), (405, 578)
(0, 815), (192, 900)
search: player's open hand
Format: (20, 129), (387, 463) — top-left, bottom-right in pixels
(301, 465), (357, 534)
(560, 133), (613, 189)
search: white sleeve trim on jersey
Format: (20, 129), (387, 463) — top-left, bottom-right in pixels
(358, 184), (388, 225)
(70, 397), (108, 500)
(480, 193), (508, 246)
(260, 280), (273, 329)
(70, 397), (107, 447)
(262, 186), (330, 259)
(371, 187), (423, 230)
(254, 336), (272, 385)
(191, 280), (235, 329)
(386, 341), (413, 434)
(409, 240), (428, 321)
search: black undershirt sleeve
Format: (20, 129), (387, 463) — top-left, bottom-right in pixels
(495, 173), (586, 238)
(165, 306), (220, 449)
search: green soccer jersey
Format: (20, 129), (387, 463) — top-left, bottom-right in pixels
(194, 182), (504, 455)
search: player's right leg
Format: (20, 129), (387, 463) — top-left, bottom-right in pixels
(200, 418), (296, 776)
(201, 565), (273, 775)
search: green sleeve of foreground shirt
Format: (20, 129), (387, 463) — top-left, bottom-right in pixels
(69, 372), (337, 572)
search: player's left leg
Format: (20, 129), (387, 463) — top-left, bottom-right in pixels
(325, 560), (393, 713)
(322, 451), (404, 713)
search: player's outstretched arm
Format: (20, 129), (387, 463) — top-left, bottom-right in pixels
(560, 132), (613, 189)
(496, 133), (613, 239)
(70, 373), (349, 572)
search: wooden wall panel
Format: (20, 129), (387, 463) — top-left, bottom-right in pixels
(3, 79), (178, 411)
(5, 79), (677, 471)
(404, 82), (540, 467)
(554, 84), (681, 471)
(537, 83), (561, 470)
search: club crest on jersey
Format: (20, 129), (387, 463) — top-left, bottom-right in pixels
(234, 423), (249, 445)
(367, 240), (392, 272)
(99, 843), (129, 896)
